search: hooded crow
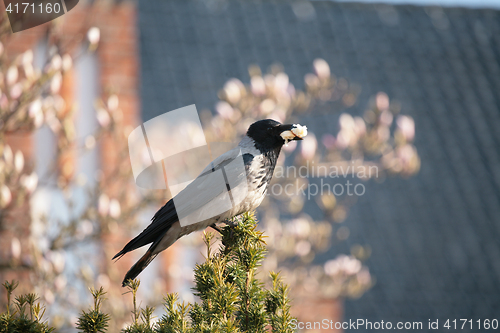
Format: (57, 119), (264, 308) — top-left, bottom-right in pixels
(113, 119), (307, 286)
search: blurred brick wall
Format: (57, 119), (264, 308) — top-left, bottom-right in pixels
(0, 5), (43, 303)
(0, 1), (140, 309)
(291, 297), (343, 333)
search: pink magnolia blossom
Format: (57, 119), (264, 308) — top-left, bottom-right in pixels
(313, 58), (330, 80)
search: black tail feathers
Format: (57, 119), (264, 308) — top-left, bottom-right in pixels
(121, 249), (159, 287)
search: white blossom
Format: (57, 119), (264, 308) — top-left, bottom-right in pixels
(6, 66), (18, 85)
(376, 92), (390, 110)
(62, 54), (72, 71)
(51, 55), (62, 71)
(250, 76), (266, 96)
(50, 72), (63, 94)
(22, 50), (33, 65)
(0, 185), (12, 208)
(223, 78), (243, 104)
(11, 237), (21, 259)
(96, 108), (111, 127)
(3, 145), (13, 165)
(397, 115), (415, 141)
(109, 199), (121, 218)
(21, 173), (38, 193)
(313, 58), (330, 79)
(301, 133), (317, 160)
(98, 194), (110, 216)
(87, 27), (100, 45)
(14, 150), (24, 172)
(107, 94), (119, 111)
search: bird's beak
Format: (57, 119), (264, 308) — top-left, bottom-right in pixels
(278, 124), (308, 141)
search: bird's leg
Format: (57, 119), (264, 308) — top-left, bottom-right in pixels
(222, 218), (238, 239)
(209, 219), (236, 236)
(210, 224), (222, 233)
(224, 218), (238, 227)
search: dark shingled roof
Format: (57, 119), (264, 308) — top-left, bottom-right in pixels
(139, 0), (500, 330)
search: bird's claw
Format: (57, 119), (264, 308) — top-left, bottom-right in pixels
(222, 219), (238, 239)
(224, 219), (238, 227)
(210, 224), (222, 233)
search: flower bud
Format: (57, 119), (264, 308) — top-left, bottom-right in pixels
(6, 66), (18, 85)
(50, 72), (62, 94)
(51, 55), (62, 71)
(3, 145), (13, 165)
(107, 94), (119, 111)
(313, 58), (330, 80)
(397, 115), (415, 141)
(11, 238), (21, 260)
(22, 50), (33, 65)
(87, 27), (100, 46)
(14, 150), (24, 172)
(376, 92), (389, 111)
(98, 194), (109, 216)
(109, 199), (121, 218)
(62, 54), (72, 71)
(21, 173), (38, 193)
(0, 185), (11, 208)
(96, 108), (111, 127)
(9, 83), (22, 99)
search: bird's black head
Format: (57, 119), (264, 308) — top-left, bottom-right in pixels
(247, 119), (306, 153)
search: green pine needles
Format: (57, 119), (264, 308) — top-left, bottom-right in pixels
(127, 212), (296, 333)
(185, 212), (295, 332)
(121, 279), (157, 333)
(76, 287), (110, 333)
(0, 280), (54, 333)
(1, 213), (295, 332)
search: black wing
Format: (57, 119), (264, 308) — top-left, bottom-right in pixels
(113, 146), (248, 260)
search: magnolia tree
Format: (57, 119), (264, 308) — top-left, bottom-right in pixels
(202, 60), (420, 300)
(0, 13), (165, 331)
(0, 9), (419, 332)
